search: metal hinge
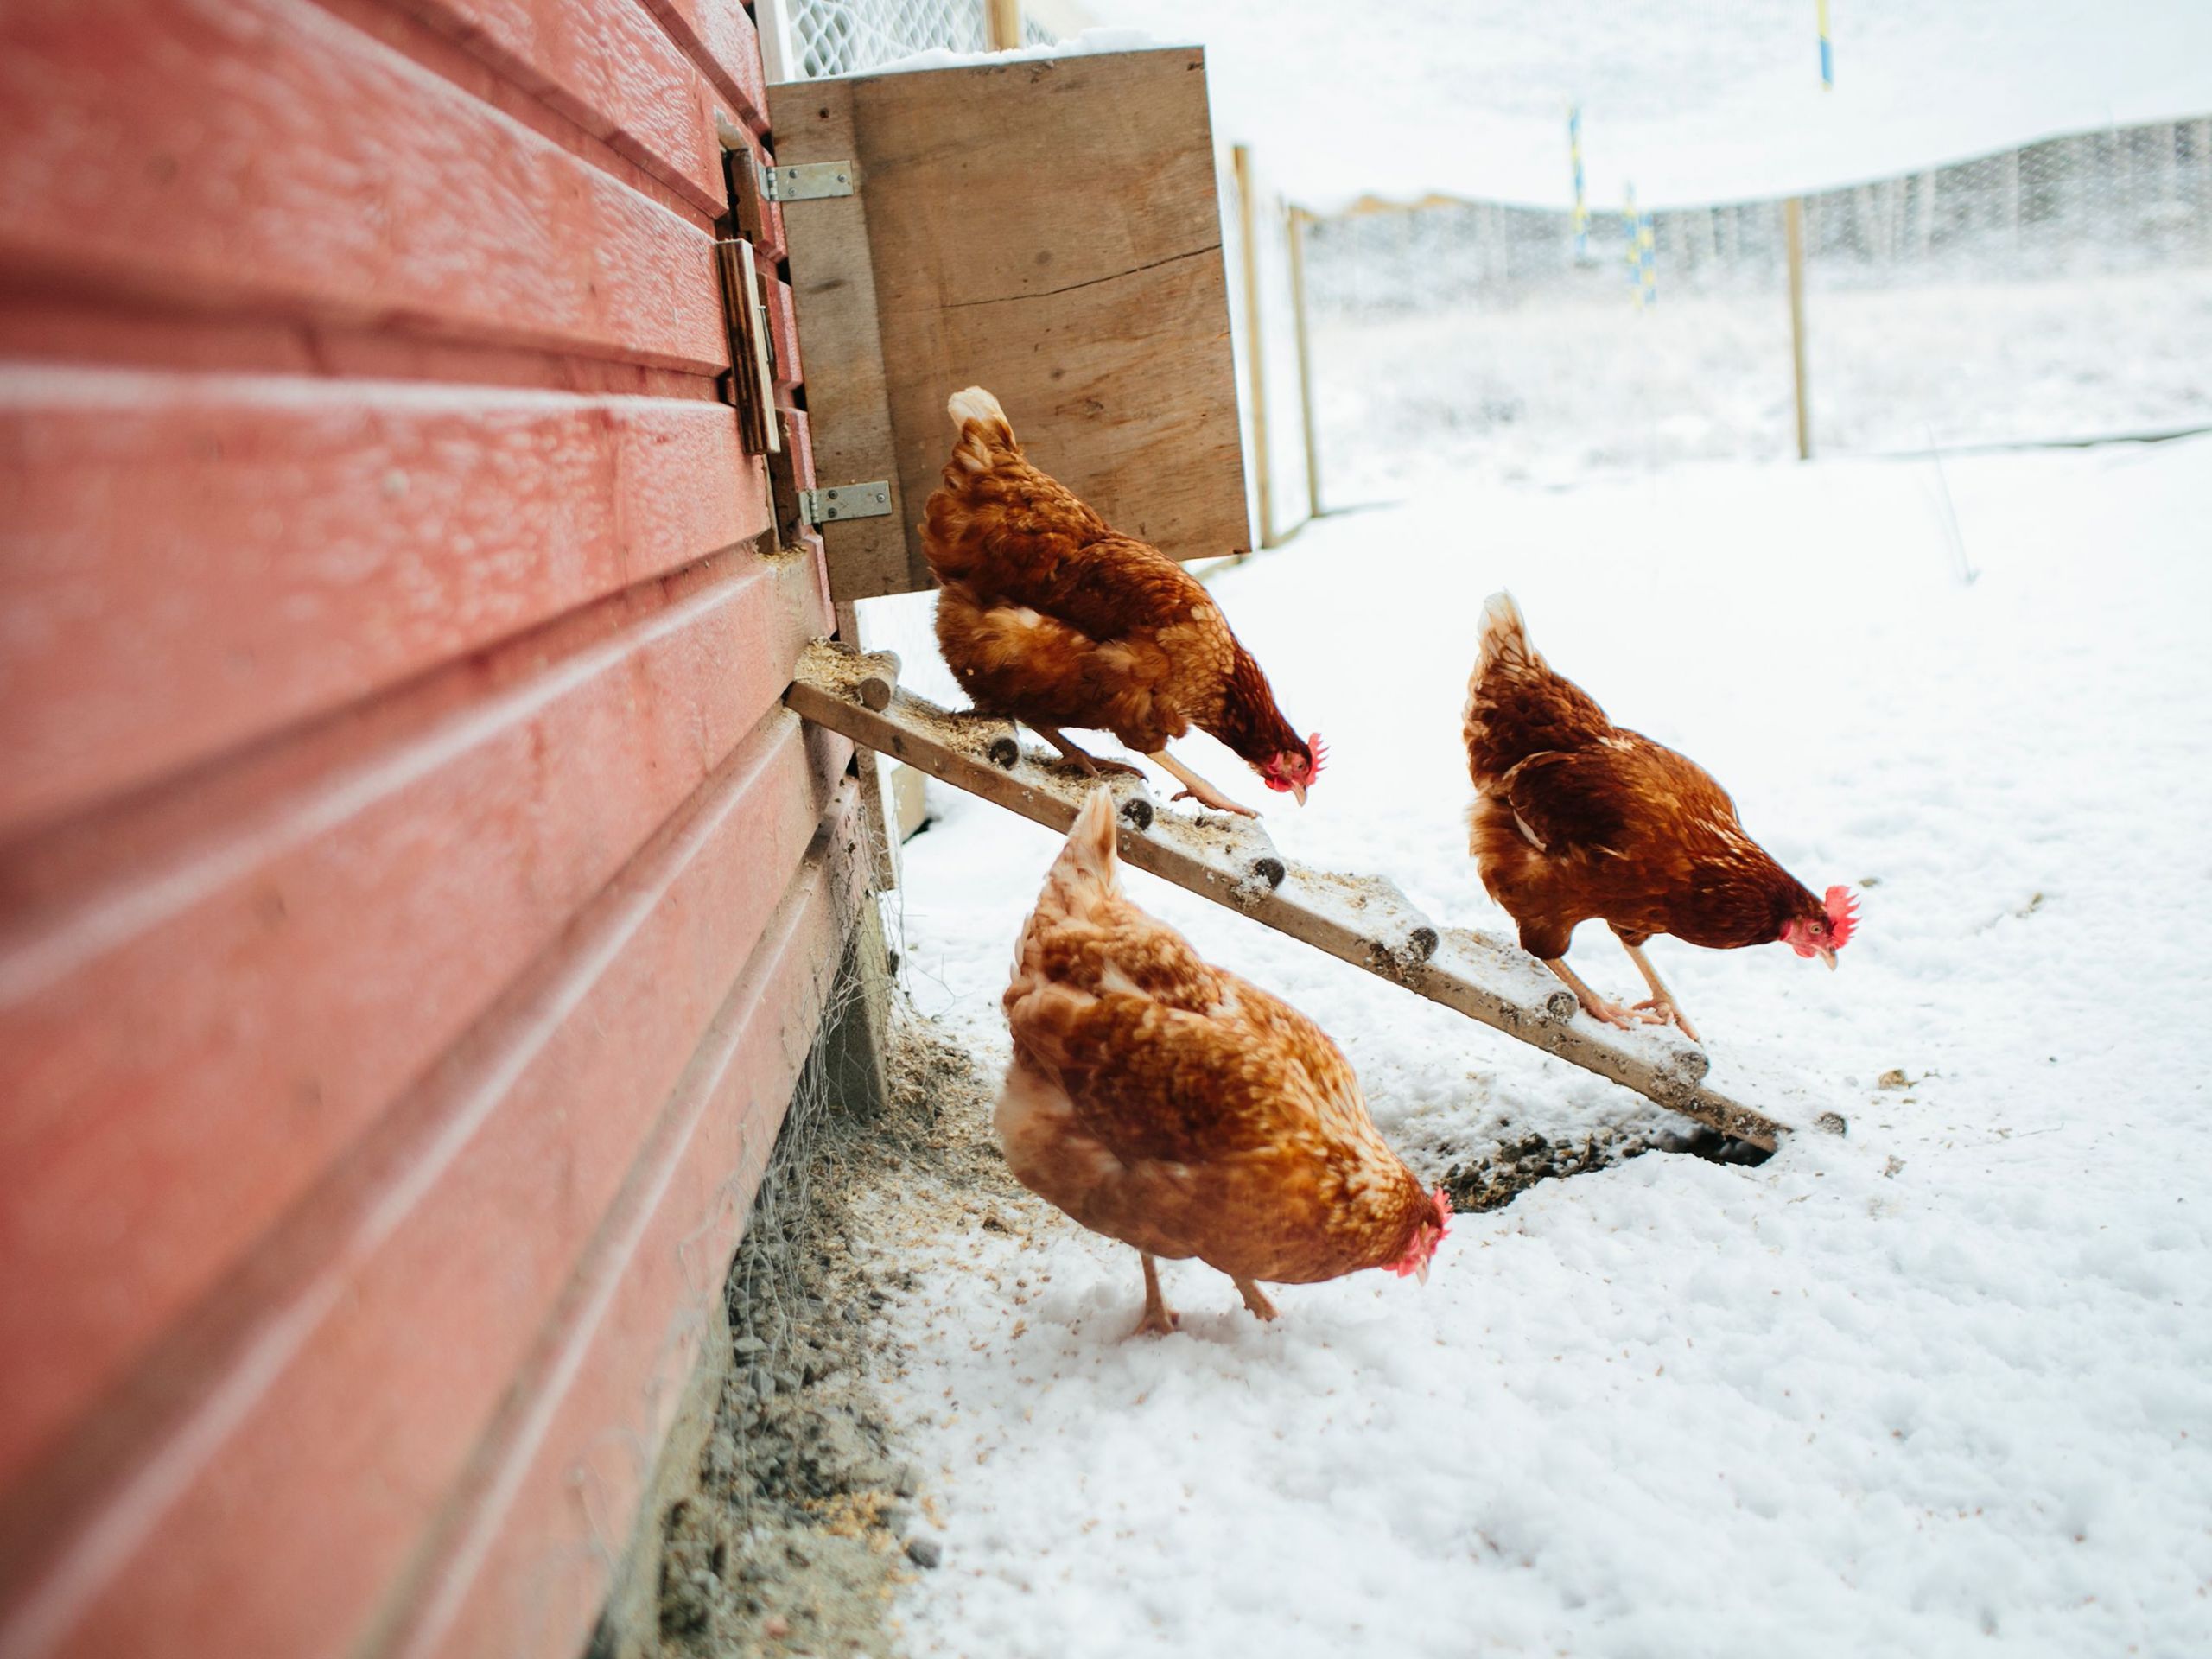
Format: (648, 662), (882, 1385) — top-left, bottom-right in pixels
(760, 160), (857, 202)
(796, 482), (892, 525)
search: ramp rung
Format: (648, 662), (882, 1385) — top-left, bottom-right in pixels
(786, 640), (1812, 1149)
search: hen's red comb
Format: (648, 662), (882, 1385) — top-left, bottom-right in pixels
(1306, 733), (1328, 779)
(1824, 885), (1860, 949)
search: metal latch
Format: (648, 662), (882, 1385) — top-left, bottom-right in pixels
(760, 160), (856, 202)
(796, 482), (893, 524)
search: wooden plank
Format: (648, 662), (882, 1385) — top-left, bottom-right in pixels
(786, 644), (1808, 1149)
(382, 784), (868, 1659)
(766, 276), (804, 391)
(765, 75), (910, 599)
(0, 368), (772, 836)
(0, 0), (728, 373)
(0, 714), (847, 1659)
(637, 0), (769, 135)
(1785, 196), (1812, 461)
(0, 554), (827, 1497)
(771, 50), (1249, 601)
(1232, 143), (1275, 549)
(385, 0), (737, 216)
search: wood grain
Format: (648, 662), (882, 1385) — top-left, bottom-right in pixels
(0, 0), (728, 372)
(0, 717), (848, 1659)
(786, 644), (1800, 1148)
(763, 77), (911, 598)
(386, 783), (868, 1659)
(770, 50), (1248, 600)
(636, 0), (769, 136)
(385, 0), (737, 215)
(0, 554), (826, 1497)
(0, 368), (770, 836)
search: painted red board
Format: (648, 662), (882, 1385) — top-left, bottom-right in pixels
(779, 398), (818, 493)
(0, 0), (728, 374)
(0, 715), (847, 1659)
(638, 0), (768, 135)
(0, 368), (770, 837)
(766, 277), (804, 392)
(387, 0), (732, 217)
(0, 552), (824, 1497)
(386, 782), (867, 1659)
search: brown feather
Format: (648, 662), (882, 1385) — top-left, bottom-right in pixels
(1461, 597), (1826, 961)
(924, 391), (1303, 766)
(1000, 794), (1435, 1287)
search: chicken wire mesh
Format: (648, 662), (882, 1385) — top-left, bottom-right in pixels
(782, 0), (1062, 78)
(1295, 116), (2212, 497)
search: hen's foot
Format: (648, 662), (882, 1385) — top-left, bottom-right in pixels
(1169, 786), (1259, 818)
(1130, 1303), (1183, 1338)
(1630, 996), (1703, 1045)
(1618, 943), (1702, 1045)
(1541, 958), (1637, 1030)
(1133, 1252), (1181, 1338)
(1233, 1277), (1280, 1322)
(1032, 725), (1146, 779)
(1145, 751), (1259, 819)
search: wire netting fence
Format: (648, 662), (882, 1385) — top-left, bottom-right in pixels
(781, 0), (1066, 78)
(1288, 117), (2212, 499)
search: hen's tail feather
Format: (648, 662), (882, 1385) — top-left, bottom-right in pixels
(947, 385), (1018, 474)
(1023, 788), (1121, 931)
(1473, 590), (1532, 681)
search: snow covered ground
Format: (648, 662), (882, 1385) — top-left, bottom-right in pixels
(1310, 266), (2212, 495)
(868, 435), (2212, 1656)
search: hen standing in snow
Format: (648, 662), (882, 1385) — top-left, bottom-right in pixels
(1461, 592), (1858, 1042)
(1000, 791), (1451, 1334)
(923, 387), (1323, 817)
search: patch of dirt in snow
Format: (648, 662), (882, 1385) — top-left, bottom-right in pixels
(652, 1017), (1033, 1659)
(1441, 1125), (1768, 1216)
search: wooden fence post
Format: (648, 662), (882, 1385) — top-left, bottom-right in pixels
(986, 0), (1022, 50)
(1784, 195), (1811, 461)
(1286, 205), (1322, 523)
(1232, 143), (1276, 549)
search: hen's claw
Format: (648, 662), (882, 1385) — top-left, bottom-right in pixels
(1168, 786), (1259, 819)
(1130, 1305), (1182, 1338)
(1630, 996), (1703, 1045)
(1233, 1278), (1280, 1322)
(1133, 1252), (1181, 1338)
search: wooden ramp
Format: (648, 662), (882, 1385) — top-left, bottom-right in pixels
(788, 642), (1822, 1150)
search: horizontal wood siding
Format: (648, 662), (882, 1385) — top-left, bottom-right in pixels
(0, 0), (844, 1655)
(0, 0), (728, 371)
(0, 372), (772, 836)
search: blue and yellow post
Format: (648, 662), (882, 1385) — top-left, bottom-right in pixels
(1569, 104), (1589, 262)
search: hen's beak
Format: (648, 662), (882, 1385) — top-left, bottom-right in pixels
(1817, 946), (1838, 972)
(1415, 1256), (1430, 1286)
(1287, 779), (1307, 807)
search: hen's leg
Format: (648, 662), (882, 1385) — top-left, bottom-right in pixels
(1541, 957), (1637, 1030)
(1232, 1277), (1280, 1322)
(1145, 749), (1258, 818)
(1132, 1252), (1180, 1338)
(1031, 724), (1145, 779)
(1619, 942), (1703, 1045)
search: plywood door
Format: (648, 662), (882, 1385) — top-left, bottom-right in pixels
(771, 48), (1249, 600)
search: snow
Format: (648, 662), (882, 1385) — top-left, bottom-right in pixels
(870, 435), (2212, 1656)
(1080, 0), (2212, 210)
(1309, 266), (2212, 493)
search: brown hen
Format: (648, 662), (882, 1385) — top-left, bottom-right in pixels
(922, 387), (1322, 817)
(1462, 592), (1858, 1043)
(999, 790), (1450, 1335)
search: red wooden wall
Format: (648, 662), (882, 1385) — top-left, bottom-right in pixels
(0, 2), (847, 1654)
